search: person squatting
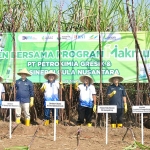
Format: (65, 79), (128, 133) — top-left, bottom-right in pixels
(0, 68), (127, 128)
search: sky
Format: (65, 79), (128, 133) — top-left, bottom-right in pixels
(44, 0), (68, 10)
(44, 0), (148, 8)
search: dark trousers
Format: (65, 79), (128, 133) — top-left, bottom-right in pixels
(78, 105), (93, 124)
(44, 107), (58, 120)
(111, 108), (124, 124)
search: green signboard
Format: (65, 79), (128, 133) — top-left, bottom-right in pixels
(0, 33), (13, 82)
(0, 32), (150, 83)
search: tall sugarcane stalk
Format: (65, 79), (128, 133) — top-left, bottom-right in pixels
(131, 0), (139, 127)
(12, 24), (16, 103)
(69, 84), (72, 125)
(96, 0), (104, 128)
(58, 0), (64, 122)
(132, 0), (139, 127)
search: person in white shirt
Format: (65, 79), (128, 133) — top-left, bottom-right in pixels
(0, 76), (5, 119)
(75, 75), (96, 127)
(40, 71), (60, 126)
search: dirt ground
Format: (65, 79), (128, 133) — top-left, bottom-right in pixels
(0, 119), (150, 150)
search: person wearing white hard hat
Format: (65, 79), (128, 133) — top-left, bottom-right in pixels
(40, 71), (62, 126)
(75, 75), (96, 127)
(106, 74), (127, 128)
(15, 68), (34, 126)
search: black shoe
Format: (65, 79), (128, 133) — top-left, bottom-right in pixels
(76, 120), (83, 126)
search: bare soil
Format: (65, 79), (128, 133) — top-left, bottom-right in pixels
(0, 119), (150, 150)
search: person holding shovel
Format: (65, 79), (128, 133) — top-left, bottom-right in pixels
(75, 75), (96, 127)
(15, 68), (34, 126)
(106, 74), (127, 128)
(40, 71), (62, 126)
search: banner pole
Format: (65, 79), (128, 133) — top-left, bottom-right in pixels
(54, 108), (56, 141)
(141, 113), (143, 144)
(106, 113), (108, 145)
(9, 108), (12, 139)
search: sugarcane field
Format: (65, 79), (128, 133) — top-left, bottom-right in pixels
(0, 0), (150, 150)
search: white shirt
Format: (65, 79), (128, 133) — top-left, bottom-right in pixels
(0, 83), (5, 100)
(42, 80), (59, 101)
(78, 84), (96, 108)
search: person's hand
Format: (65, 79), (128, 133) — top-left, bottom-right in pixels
(11, 82), (15, 89)
(59, 82), (64, 89)
(74, 82), (78, 90)
(124, 103), (127, 113)
(109, 91), (116, 98)
(40, 84), (46, 92)
(30, 97), (34, 107)
(93, 104), (96, 113)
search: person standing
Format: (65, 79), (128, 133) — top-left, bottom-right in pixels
(0, 76), (5, 119)
(75, 75), (96, 127)
(40, 71), (60, 126)
(15, 68), (34, 126)
(106, 74), (127, 128)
